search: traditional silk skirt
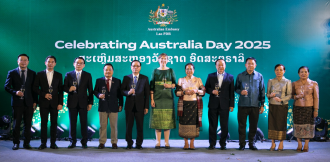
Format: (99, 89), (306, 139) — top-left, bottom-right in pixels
(178, 101), (199, 138)
(293, 106), (315, 138)
(268, 104), (288, 140)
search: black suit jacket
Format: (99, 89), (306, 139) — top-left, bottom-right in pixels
(4, 68), (38, 107)
(33, 70), (63, 109)
(121, 74), (150, 112)
(94, 77), (123, 112)
(205, 72), (235, 109)
(63, 70), (93, 108)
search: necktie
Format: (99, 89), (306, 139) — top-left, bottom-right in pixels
(77, 72), (81, 85)
(21, 70), (26, 85)
(134, 76), (137, 85)
(106, 78), (111, 91)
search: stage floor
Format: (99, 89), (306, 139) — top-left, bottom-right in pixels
(0, 139), (329, 162)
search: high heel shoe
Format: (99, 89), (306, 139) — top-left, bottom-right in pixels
(183, 142), (189, 150)
(270, 144), (276, 151)
(303, 146), (309, 152)
(278, 146), (284, 151)
(296, 146), (302, 152)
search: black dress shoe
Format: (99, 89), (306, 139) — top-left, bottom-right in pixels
(68, 143), (76, 148)
(165, 145), (170, 149)
(23, 144), (32, 149)
(136, 145), (143, 149)
(38, 144), (47, 150)
(220, 146), (227, 150)
(155, 145), (161, 149)
(112, 144), (118, 149)
(12, 144), (19, 150)
(126, 145), (132, 149)
(208, 145), (215, 150)
(249, 145), (258, 150)
(238, 146), (245, 150)
(81, 143), (88, 149)
(98, 144), (105, 149)
(50, 144), (59, 149)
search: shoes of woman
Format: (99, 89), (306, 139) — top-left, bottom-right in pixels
(270, 144), (276, 151)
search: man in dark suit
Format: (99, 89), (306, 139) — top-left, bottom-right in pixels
(33, 55), (63, 150)
(94, 63), (123, 149)
(121, 60), (150, 149)
(4, 54), (38, 150)
(63, 57), (93, 148)
(205, 59), (235, 150)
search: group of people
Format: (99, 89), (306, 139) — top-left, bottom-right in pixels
(4, 53), (319, 153)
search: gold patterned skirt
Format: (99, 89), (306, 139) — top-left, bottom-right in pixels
(179, 101), (199, 138)
(293, 106), (315, 138)
(268, 104), (288, 140)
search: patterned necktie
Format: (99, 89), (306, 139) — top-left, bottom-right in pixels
(21, 70), (26, 85)
(134, 76), (137, 85)
(77, 72), (80, 85)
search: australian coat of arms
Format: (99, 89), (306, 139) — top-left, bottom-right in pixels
(149, 4), (178, 27)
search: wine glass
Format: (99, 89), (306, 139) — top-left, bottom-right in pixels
(300, 85), (304, 100)
(244, 83), (249, 97)
(101, 86), (106, 101)
(49, 86), (53, 100)
(131, 83), (136, 96)
(215, 83), (219, 97)
(271, 86), (277, 97)
(73, 79), (78, 93)
(20, 85), (25, 99)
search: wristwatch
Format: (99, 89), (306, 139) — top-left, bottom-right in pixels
(183, 91), (186, 95)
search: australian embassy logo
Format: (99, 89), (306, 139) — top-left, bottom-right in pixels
(149, 3), (178, 27)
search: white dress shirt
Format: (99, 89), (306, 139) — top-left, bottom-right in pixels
(46, 69), (54, 87)
(217, 71), (225, 88)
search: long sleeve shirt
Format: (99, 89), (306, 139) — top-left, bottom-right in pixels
(292, 79), (319, 110)
(235, 70), (265, 107)
(266, 77), (292, 105)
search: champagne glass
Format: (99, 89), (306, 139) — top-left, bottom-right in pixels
(215, 83), (219, 97)
(244, 83), (249, 97)
(300, 85), (304, 100)
(271, 86), (277, 98)
(73, 79), (78, 93)
(101, 86), (106, 101)
(49, 86), (53, 100)
(131, 83), (136, 96)
(20, 85), (25, 99)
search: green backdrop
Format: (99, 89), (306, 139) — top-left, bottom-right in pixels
(1, 0), (329, 140)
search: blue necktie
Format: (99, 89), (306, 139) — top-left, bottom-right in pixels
(134, 76), (137, 85)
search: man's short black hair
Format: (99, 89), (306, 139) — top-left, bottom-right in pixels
(131, 60), (141, 67)
(104, 63), (114, 70)
(215, 59), (226, 65)
(245, 57), (257, 64)
(18, 54), (29, 60)
(74, 57), (85, 64)
(45, 55), (57, 63)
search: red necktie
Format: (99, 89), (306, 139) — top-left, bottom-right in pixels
(106, 78), (111, 91)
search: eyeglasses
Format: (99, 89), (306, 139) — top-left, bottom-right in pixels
(75, 62), (84, 65)
(132, 66), (141, 68)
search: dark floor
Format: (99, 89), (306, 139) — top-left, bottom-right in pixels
(0, 139), (329, 162)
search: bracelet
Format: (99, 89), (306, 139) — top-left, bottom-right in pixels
(183, 91), (185, 95)
(314, 110), (318, 112)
